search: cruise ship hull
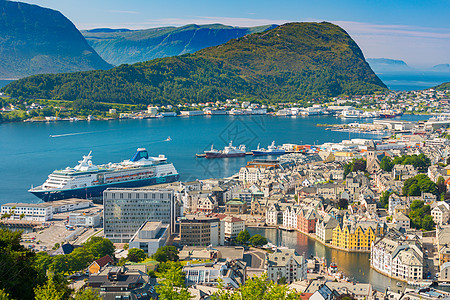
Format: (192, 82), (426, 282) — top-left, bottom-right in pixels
(30, 174), (179, 202)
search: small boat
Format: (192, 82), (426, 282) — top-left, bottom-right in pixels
(328, 263), (338, 276)
(165, 136), (172, 142)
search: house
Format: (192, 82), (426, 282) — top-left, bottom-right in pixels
(432, 203), (450, 226)
(283, 206), (299, 229)
(297, 208), (318, 233)
(266, 203), (282, 226)
(266, 248), (307, 284)
(315, 215), (339, 243)
(332, 222), (383, 251)
(221, 216), (245, 239)
(88, 255), (114, 275)
(360, 198), (377, 214)
(393, 212), (410, 230)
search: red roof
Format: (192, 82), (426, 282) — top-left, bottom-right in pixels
(94, 255), (114, 268)
(299, 293), (314, 300)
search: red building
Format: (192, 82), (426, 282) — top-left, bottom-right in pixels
(297, 208), (317, 233)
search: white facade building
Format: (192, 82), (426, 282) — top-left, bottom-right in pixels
(1, 203), (53, 222)
(222, 216), (245, 239)
(129, 221), (169, 256)
(68, 212), (101, 227)
(432, 203), (450, 226)
(282, 206), (298, 229)
(239, 167), (265, 183)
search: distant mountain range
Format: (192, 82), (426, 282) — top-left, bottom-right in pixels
(0, 0), (112, 79)
(367, 58), (450, 74)
(81, 24), (278, 66)
(3, 22), (387, 104)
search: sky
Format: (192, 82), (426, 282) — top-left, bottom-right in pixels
(19, 0), (450, 68)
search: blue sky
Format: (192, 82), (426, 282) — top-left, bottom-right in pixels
(19, 0), (450, 67)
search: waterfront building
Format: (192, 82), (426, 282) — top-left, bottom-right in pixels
(1, 202), (53, 222)
(315, 215), (339, 243)
(266, 248), (307, 284)
(49, 198), (93, 213)
(266, 203), (282, 226)
(282, 206), (299, 229)
(220, 216), (245, 239)
(68, 211), (101, 227)
(297, 208), (318, 233)
(371, 230), (423, 282)
(103, 188), (175, 243)
(179, 215), (224, 246)
(332, 222), (383, 251)
(128, 221), (169, 256)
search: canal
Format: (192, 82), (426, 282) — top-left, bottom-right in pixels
(247, 227), (405, 293)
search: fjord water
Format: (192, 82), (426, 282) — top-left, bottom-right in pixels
(0, 114), (429, 206)
(248, 227), (403, 293)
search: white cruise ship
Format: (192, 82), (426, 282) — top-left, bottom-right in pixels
(29, 148), (179, 202)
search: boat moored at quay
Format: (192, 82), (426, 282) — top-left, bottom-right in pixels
(204, 141), (246, 158)
(29, 148), (179, 202)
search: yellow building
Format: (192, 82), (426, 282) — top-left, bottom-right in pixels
(332, 222), (384, 251)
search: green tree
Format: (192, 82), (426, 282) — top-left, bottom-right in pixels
(0, 228), (45, 300)
(0, 289), (11, 300)
(408, 184), (421, 196)
(380, 156), (394, 172)
(437, 176), (447, 196)
(34, 276), (65, 300)
(422, 215), (435, 231)
(236, 230), (251, 244)
(156, 264), (192, 300)
(249, 234), (268, 247)
(123, 243), (129, 250)
(83, 236), (115, 259)
(127, 248), (147, 263)
(380, 191), (393, 209)
(153, 246), (179, 263)
(73, 288), (102, 300)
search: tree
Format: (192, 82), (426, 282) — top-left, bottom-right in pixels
(127, 248), (147, 263)
(212, 274), (300, 300)
(380, 156), (394, 172)
(249, 234), (268, 247)
(437, 176), (447, 196)
(380, 191), (393, 209)
(83, 236), (115, 259)
(236, 229), (251, 244)
(153, 246), (179, 263)
(73, 288), (102, 300)
(422, 215), (435, 231)
(0, 228), (45, 300)
(0, 290), (11, 300)
(156, 264), (192, 300)
(123, 243), (129, 250)
(34, 276), (65, 300)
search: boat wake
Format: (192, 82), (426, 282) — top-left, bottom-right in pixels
(49, 131), (95, 138)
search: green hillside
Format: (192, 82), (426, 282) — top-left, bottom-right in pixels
(0, 0), (112, 79)
(3, 22), (387, 104)
(434, 82), (450, 91)
(82, 24), (277, 65)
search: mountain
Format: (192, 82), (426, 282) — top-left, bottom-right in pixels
(3, 22), (387, 104)
(432, 64), (450, 73)
(0, 0), (112, 79)
(434, 82), (450, 90)
(82, 24), (278, 65)
(366, 58), (412, 73)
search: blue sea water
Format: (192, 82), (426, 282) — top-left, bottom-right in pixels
(0, 80), (13, 88)
(376, 72), (450, 91)
(0, 114), (429, 205)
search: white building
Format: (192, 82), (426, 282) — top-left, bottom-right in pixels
(388, 194), (408, 216)
(266, 203), (282, 226)
(68, 212), (101, 227)
(183, 260), (246, 288)
(371, 231), (423, 282)
(1, 203), (53, 222)
(266, 248), (307, 284)
(239, 167), (265, 183)
(432, 203), (450, 226)
(393, 212), (411, 230)
(315, 215), (339, 243)
(50, 198), (93, 213)
(129, 221), (169, 256)
(282, 206), (298, 229)
(221, 216), (245, 239)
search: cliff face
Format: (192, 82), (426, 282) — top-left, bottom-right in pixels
(82, 24), (278, 65)
(0, 0), (112, 79)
